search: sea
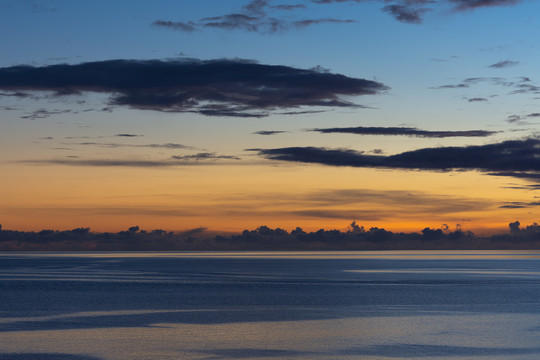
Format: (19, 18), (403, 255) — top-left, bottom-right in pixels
(2, 251), (540, 360)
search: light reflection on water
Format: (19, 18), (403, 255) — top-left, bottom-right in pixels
(2, 251), (540, 359)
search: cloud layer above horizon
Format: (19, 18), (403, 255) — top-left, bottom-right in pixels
(252, 138), (540, 181)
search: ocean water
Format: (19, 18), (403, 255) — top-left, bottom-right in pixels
(2, 251), (540, 359)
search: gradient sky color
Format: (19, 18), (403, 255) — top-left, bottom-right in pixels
(1, 0), (539, 234)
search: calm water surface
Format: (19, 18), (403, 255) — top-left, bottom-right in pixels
(2, 251), (540, 359)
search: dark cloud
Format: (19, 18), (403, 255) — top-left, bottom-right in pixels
(505, 113), (540, 124)
(382, 4), (430, 24)
(253, 130), (287, 135)
(488, 171), (540, 182)
(0, 59), (388, 117)
(449, 0), (522, 11)
(489, 60), (519, 68)
(293, 18), (357, 28)
(433, 76), (540, 95)
(500, 201), (540, 209)
(432, 83), (470, 89)
(468, 97), (488, 102)
(171, 152), (241, 161)
(309, 126), (497, 138)
(152, 20), (196, 32)
(151, 0), (525, 32)
(153, 0), (355, 35)
(114, 133), (142, 137)
(271, 4), (307, 10)
(312, 0), (523, 23)
(242, 0), (268, 13)
(251, 138), (540, 180)
(200, 14), (289, 33)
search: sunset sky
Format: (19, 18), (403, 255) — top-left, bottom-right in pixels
(1, 0), (539, 234)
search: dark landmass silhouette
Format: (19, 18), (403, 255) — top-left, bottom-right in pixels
(0, 221), (539, 251)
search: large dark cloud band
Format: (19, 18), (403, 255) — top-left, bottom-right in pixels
(252, 138), (540, 179)
(0, 59), (387, 117)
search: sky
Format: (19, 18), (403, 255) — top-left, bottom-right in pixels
(0, 0), (539, 235)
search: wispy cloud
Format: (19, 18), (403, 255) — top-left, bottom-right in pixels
(19, 154), (242, 167)
(449, 0), (522, 11)
(67, 142), (193, 150)
(308, 126), (497, 138)
(489, 60), (519, 68)
(153, 0), (356, 34)
(432, 76), (539, 96)
(171, 152), (241, 161)
(251, 138), (540, 180)
(0, 59), (388, 117)
(382, 4), (431, 24)
(505, 113), (540, 124)
(253, 130), (288, 135)
(499, 201), (540, 209)
(468, 97), (488, 102)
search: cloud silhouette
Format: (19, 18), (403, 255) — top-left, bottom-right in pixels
(19, 154), (242, 167)
(468, 97), (487, 102)
(312, 0), (523, 23)
(0, 59), (388, 117)
(251, 138), (540, 179)
(450, 0), (522, 11)
(153, 0), (356, 34)
(152, 0), (526, 32)
(433, 76), (539, 96)
(171, 152), (241, 161)
(253, 130), (287, 135)
(382, 4), (430, 24)
(67, 142), (192, 149)
(489, 60), (519, 68)
(309, 126), (496, 138)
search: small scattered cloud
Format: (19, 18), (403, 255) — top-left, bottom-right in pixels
(171, 152), (241, 161)
(66, 142), (193, 150)
(312, 0), (523, 23)
(382, 4), (431, 24)
(114, 133), (142, 137)
(21, 108), (72, 120)
(0, 59), (388, 117)
(308, 126), (497, 138)
(468, 97), (488, 102)
(449, 0), (523, 11)
(505, 113), (540, 125)
(271, 4), (307, 10)
(153, 0), (356, 35)
(293, 18), (357, 28)
(432, 76), (540, 96)
(253, 130), (287, 135)
(489, 60), (519, 68)
(152, 20), (196, 32)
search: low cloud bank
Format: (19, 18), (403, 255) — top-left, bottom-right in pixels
(1, 221), (540, 250)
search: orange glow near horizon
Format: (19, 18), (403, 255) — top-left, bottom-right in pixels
(1, 163), (536, 235)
